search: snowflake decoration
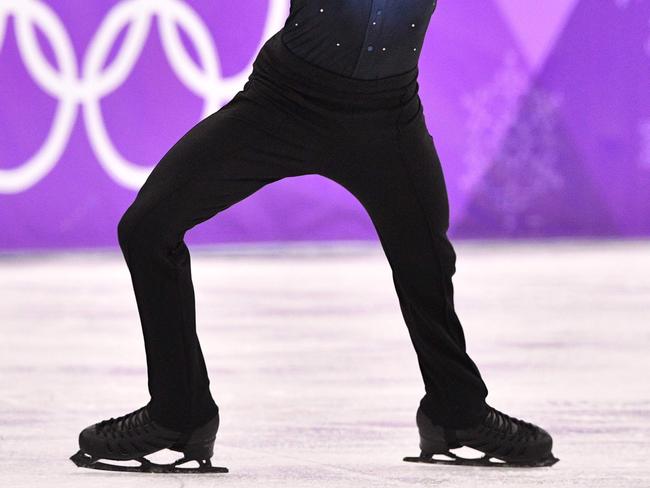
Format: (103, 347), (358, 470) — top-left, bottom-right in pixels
(487, 90), (564, 232)
(460, 51), (528, 194)
(460, 52), (565, 233)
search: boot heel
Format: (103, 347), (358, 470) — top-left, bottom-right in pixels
(171, 412), (220, 460)
(416, 407), (449, 456)
(419, 435), (449, 457)
(182, 437), (215, 459)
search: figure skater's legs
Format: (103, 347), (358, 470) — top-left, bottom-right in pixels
(324, 117), (489, 429)
(117, 101), (309, 431)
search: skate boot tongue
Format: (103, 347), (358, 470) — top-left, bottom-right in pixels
(95, 406), (151, 434)
(485, 406), (523, 436)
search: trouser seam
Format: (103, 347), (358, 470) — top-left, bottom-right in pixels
(394, 107), (457, 415)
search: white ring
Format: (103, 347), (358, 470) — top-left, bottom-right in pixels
(0, 0), (290, 192)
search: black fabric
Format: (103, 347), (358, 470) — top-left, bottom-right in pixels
(117, 30), (488, 432)
(281, 0), (438, 79)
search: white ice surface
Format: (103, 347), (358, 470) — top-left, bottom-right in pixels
(0, 239), (648, 487)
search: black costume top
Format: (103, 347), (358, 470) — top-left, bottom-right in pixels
(280, 0), (438, 80)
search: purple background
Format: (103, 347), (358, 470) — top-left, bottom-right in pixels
(1, 0), (649, 251)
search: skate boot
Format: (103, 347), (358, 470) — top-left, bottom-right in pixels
(69, 404), (228, 473)
(404, 404), (559, 467)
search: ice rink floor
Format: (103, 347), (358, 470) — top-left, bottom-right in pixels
(1, 239), (648, 487)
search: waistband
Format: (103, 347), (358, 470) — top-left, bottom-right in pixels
(249, 30), (420, 111)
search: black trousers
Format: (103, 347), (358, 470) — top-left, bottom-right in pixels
(117, 31), (489, 432)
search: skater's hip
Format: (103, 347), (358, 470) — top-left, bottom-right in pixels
(244, 30), (423, 129)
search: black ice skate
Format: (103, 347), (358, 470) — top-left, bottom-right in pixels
(404, 404), (559, 468)
(69, 405), (228, 473)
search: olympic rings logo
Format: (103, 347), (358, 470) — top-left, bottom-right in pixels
(0, 0), (289, 193)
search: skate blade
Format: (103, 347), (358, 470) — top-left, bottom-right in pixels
(403, 451), (560, 468)
(70, 450), (228, 473)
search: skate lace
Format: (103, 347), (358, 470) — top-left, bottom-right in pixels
(95, 406), (150, 438)
(484, 405), (539, 443)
